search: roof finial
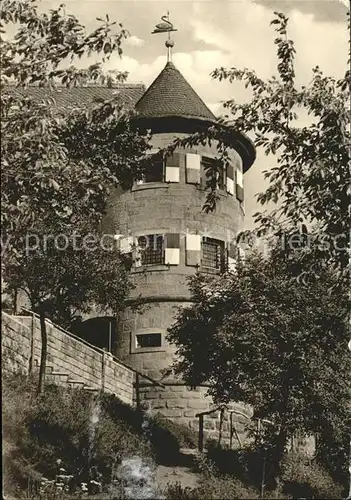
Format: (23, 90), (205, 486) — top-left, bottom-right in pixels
(151, 11), (177, 62)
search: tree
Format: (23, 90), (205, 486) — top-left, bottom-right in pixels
(167, 245), (350, 486)
(169, 11), (350, 271)
(166, 10), (350, 487)
(1, 0), (152, 391)
(1, 0), (151, 251)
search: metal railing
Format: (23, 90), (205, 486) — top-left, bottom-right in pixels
(195, 405), (263, 452)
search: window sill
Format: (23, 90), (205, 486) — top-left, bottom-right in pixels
(130, 264), (170, 274)
(131, 347), (166, 354)
(132, 182), (169, 192)
(198, 266), (223, 275)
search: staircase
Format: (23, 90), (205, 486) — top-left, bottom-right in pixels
(2, 311), (135, 405)
(39, 362), (100, 394)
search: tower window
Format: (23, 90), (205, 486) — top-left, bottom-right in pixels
(136, 333), (162, 349)
(137, 152), (164, 184)
(201, 157), (225, 191)
(138, 234), (164, 266)
(201, 237), (226, 273)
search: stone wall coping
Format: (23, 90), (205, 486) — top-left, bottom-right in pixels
(125, 295), (192, 305)
(130, 265), (170, 274)
(132, 183), (170, 192)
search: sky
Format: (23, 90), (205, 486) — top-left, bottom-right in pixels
(37, 0), (349, 229)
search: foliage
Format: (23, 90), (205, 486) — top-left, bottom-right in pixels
(1, 0), (152, 325)
(315, 425), (350, 487)
(167, 246), (350, 484)
(165, 452), (262, 500)
(205, 442), (266, 490)
(151, 413), (198, 460)
(3, 378), (151, 494)
(4, 225), (133, 328)
(3, 373), (200, 497)
(164, 447), (344, 499)
(168, 11), (350, 271)
(165, 478), (259, 500)
(280, 452), (344, 499)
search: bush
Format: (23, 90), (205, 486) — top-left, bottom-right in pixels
(164, 477), (259, 499)
(150, 413), (198, 464)
(281, 452), (344, 499)
(204, 442), (344, 499)
(3, 377), (154, 497)
(205, 442), (264, 489)
(3, 373), (201, 497)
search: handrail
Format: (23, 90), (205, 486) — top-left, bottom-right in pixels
(195, 406), (221, 418)
(17, 307), (165, 389)
(196, 405), (264, 423)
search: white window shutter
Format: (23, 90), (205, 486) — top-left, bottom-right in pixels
(119, 236), (134, 254)
(186, 153), (201, 184)
(165, 248), (180, 265)
(165, 233), (180, 265)
(185, 234), (201, 266)
(165, 153), (180, 183)
(226, 164), (235, 195)
(236, 169), (243, 188)
(236, 168), (244, 202)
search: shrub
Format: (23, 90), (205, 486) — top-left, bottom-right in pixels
(164, 477), (259, 499)
(3, 378), (153, 496)
(149, 413), (198, 464)
(3, 373), (201, 497)
(204, 442), (345, 499)
(205, 442), (264, 489)
(280, 452), (344, 499)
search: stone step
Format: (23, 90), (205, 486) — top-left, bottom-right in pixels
(45, 373), (70, 386)
(83, 385), (100, 394)
(67, 379), (86, 389)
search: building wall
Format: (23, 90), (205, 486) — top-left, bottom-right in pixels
(2, 312), (134, 406)
(102, 131), (246, 430)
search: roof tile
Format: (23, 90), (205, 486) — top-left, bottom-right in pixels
(4, 84), (146, 111)
(135, 62), (216, 122)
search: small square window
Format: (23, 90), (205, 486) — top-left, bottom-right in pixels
(136, 333), (162, 349)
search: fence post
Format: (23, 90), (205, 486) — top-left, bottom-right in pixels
(101, 349), (106, 392)
(135, 373), (140, 410)
(28, 312), (35, 376)
(229, 412), (233, 449)
(198, 414), (204, 452)
(218, 408), (224, 446)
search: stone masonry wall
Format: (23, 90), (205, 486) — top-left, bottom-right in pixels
(101, 131), (249, 443)
(2, 312), (134, 406)
(140, 383), (253, 447)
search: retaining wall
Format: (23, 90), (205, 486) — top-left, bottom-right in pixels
(2, 312), (134, 406)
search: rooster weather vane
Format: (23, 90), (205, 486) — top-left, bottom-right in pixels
(152, 11), (177, 62)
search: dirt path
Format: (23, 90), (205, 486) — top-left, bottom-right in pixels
(155, 448), (200, 491)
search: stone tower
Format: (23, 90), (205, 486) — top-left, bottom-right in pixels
(104, 60), (256, 431)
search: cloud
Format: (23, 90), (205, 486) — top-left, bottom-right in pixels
(125, 35), (145, 47)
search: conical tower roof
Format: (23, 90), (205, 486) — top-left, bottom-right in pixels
(135, 61), (216, 122)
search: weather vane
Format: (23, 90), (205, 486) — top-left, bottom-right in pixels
(151, 11), (177, 62)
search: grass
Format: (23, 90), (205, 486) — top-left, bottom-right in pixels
(3, 372), (347, 499)
(2, 372), (196, 498)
